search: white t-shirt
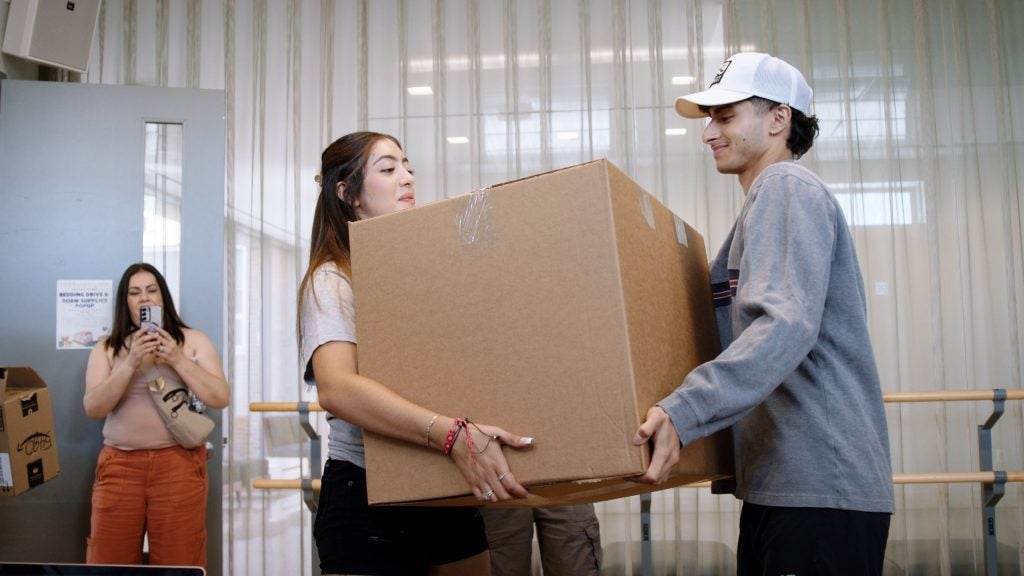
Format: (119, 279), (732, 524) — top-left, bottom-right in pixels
(300, 262), (365, 467)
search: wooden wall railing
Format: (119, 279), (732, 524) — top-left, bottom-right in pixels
(250, 471), (1024, 493)
(882, 389), (1024, 403)
(247, 388), (1024, 415)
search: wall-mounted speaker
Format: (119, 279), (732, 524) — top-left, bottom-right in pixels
(2, 0), (101, 74)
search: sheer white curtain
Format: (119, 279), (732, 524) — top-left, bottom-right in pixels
(83, 0), (1024, 574)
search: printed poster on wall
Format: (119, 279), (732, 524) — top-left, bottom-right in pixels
(56, 279), (113, 349)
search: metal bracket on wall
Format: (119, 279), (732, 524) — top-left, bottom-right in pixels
(296, 401), (322, 514)
(641, 492), (652, 576)
(296, 401), (323, 576)
(978, 389), (1007, 576)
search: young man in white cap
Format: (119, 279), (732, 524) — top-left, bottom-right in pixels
(633, 52), (893, 574)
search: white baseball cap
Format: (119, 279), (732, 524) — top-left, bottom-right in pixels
(674, 52), (813, 119)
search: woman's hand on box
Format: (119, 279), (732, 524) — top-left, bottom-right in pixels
(448, 421), (533, 501)
(633, 406), (680, 484)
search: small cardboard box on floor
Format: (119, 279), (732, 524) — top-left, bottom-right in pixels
(0, 367), (60, 496)
(351, 159), (732, 506)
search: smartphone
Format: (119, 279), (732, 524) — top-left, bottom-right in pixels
(140, 304), (163, 332)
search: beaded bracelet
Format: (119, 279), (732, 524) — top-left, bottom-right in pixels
(441, 418), (500, 468)
(442, 418), (467, 456)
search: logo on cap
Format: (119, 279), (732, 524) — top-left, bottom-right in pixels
(709, 60), (732, 88)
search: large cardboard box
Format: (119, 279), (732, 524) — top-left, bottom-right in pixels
(351, 159), (731, 506)
(0, 367), (60, 496)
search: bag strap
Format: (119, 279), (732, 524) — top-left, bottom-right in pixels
(161, 388), (191, 417)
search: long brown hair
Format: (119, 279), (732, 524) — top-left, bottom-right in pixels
(296, 131), (403, 345)
(105, 262), (188, 354)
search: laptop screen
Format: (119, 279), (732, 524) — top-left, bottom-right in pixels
(0, 563), (205, 575)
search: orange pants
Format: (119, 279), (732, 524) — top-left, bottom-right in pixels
(87, 444), (208, 568)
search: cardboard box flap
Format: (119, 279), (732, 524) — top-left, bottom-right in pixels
(0, 367), (48, 398)
(391, 431), (733, 507)
(368, 159), (612, 248)
(482, 158), (606, 192)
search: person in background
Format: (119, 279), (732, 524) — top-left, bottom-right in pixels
(634, 52), (894, 575)
(298, 131), (534, 575)
(83, 262), (230, 569)
(483, 505), (602, 576)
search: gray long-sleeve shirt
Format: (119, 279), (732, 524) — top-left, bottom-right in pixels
(659, 161), (894, 513)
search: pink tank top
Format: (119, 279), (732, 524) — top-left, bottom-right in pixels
(102, 356), (186, 450)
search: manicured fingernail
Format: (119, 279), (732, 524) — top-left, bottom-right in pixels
(521, 437), (533, 446)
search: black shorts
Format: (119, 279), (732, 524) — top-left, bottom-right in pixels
(737, 502), (891, 576)
(313, 459), (489, 575)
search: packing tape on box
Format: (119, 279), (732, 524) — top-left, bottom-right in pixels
(674, 214), (689, 247)
(640, 192), (655, 229)
(456, 188), (495, 245)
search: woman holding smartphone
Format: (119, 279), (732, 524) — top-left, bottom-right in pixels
(83, 262), (230, 569)
(299, 131), (533, 575)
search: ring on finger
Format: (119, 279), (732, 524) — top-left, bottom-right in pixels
(482, 489), (495, 500)
(496, 471), (509, 482)
(158, 345), (166, 353)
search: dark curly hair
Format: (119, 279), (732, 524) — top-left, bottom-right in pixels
(748, 96), (819, 159)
